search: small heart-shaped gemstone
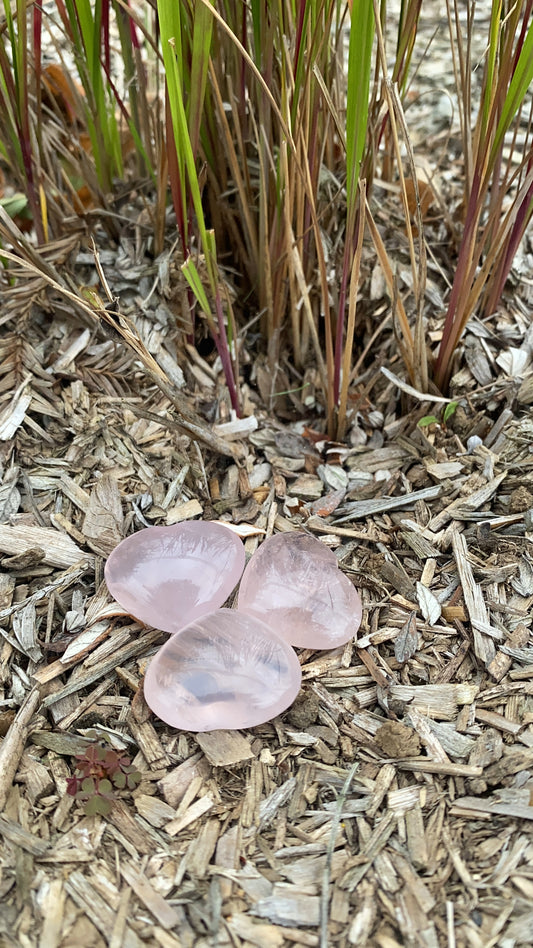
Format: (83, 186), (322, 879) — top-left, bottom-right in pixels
(237, 532), (362, 649)
(105, 521), (245, 634)
(143, 609), (302, 731)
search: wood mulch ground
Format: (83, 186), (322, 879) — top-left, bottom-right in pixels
(1, 251), (533, 947)
(2, 4), (533, 946)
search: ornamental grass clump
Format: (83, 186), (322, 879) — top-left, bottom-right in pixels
(1, 0), (533, 430)
(434, 0), (533, 391)
(159, 0), (390, 435)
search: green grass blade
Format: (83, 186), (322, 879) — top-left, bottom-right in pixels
(161, 30), (210, 267)
(345, 0), (374, 215)
(181, 257), (213, 319)
(481, 0), (502, 141)
(158, 0), (188, 246)
(188, 0), (214, 156)
(490, 14), (533, 166)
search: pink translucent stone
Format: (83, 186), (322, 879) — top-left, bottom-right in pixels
(238, 532), (362, 649)
(143, 609), (302, 731)
(104, 521), (245, 634)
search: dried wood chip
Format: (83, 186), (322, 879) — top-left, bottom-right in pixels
(195, 729), (254, 766)
(0, 378), (32, 440)
(465, 340), (493, 384)
(39, 878), (66, 948)
(517, 375), (533, 404)
(429, 473), (506, 530)
(158, 753), (211, 808)
(387, 786), (434, 812)
(381, 561), (416, 599)
(82, 472), (124, 556)
(406, 709), (450, 763)
(397, 759), (483, 777)
(165, 794), (214, 836)
(394, 611), (419, 663)
(487, 622), (531, 681)
(107, 800), (154, 854)
(452, 528), (497, 665)
(405, 804), (429, 870)
(334, 485), (442, 523)
(0, 687), (42, 810)
(305, 516), (382, 541)
(0, 474), (21, 523)
(38, 627), (162, 698)
(423, 460), (464, 480)
(347, 888), (376, 945)
(183, 818), (220, 879)
(0, 563), (87, 630)
(503, 910), (533, 942)
(120, 862), (181, 930)
(214, 823), (241, 887)
(12, 600), (42, 661)
(51, 328), (91, 372)
(60, 473), (91, 512)
(365, 763), (397, 818)
(126, 712), (170, 769)
(308, 488), (346, 517)
(0, 816), (49, 856)
(166, 498), (203, 523)
(59, 623), (111, 665)
(65, 871), (140, 948)
(228, 913), (285, 947)
(483, 748), (533, 785)
(265, 449), (306, 473)
(422, 719), (475, 759)
(348, 445), (412, 474)
(388, 682), (478, 719)
(341, 812), (397, 890)
(257, 778), (297, 831)
(0, 523), (91, 568)
(1, 546), (45, 570)
(450, 794), (533, 821)
(282, 850), (346, 887)
(317, 464), (348, 491)
(228, 863), (273, 900)
(253, 884), (320, 927)
(403, 530), (442, 559)
(288, 474), (324, 499)
(214, 415), (259, 440)
(468, 728), (503, 768)
(134, 794), (176, 828)
(0, 572), (15, 611)
(416, 583), (441, 626)
(29, 730), (90, 756)
(16, 752), (55, 803)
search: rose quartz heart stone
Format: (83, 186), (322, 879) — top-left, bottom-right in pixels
(237, 532), (362, 649)
(104, 521), (245, 634)
(143, 609), (302, 731)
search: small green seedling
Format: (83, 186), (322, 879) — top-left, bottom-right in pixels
(66, 741), (141, 816)
(418, 401), (458, 430)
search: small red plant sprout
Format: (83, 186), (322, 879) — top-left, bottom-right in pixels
(66, 742), (141, 816)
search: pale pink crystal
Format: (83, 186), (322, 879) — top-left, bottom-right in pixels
(143, 609), (302, 731)
(104, 521), (245, 634)
(237, 532), (362, 649)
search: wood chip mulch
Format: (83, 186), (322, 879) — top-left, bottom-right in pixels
(1, 282), (533, 948)
(2, 4), (533, 936)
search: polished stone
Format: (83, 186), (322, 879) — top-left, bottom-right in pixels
(105, 521), (245, 634)
(143, 609), (302, 731)
(237, 532), (362, 649)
